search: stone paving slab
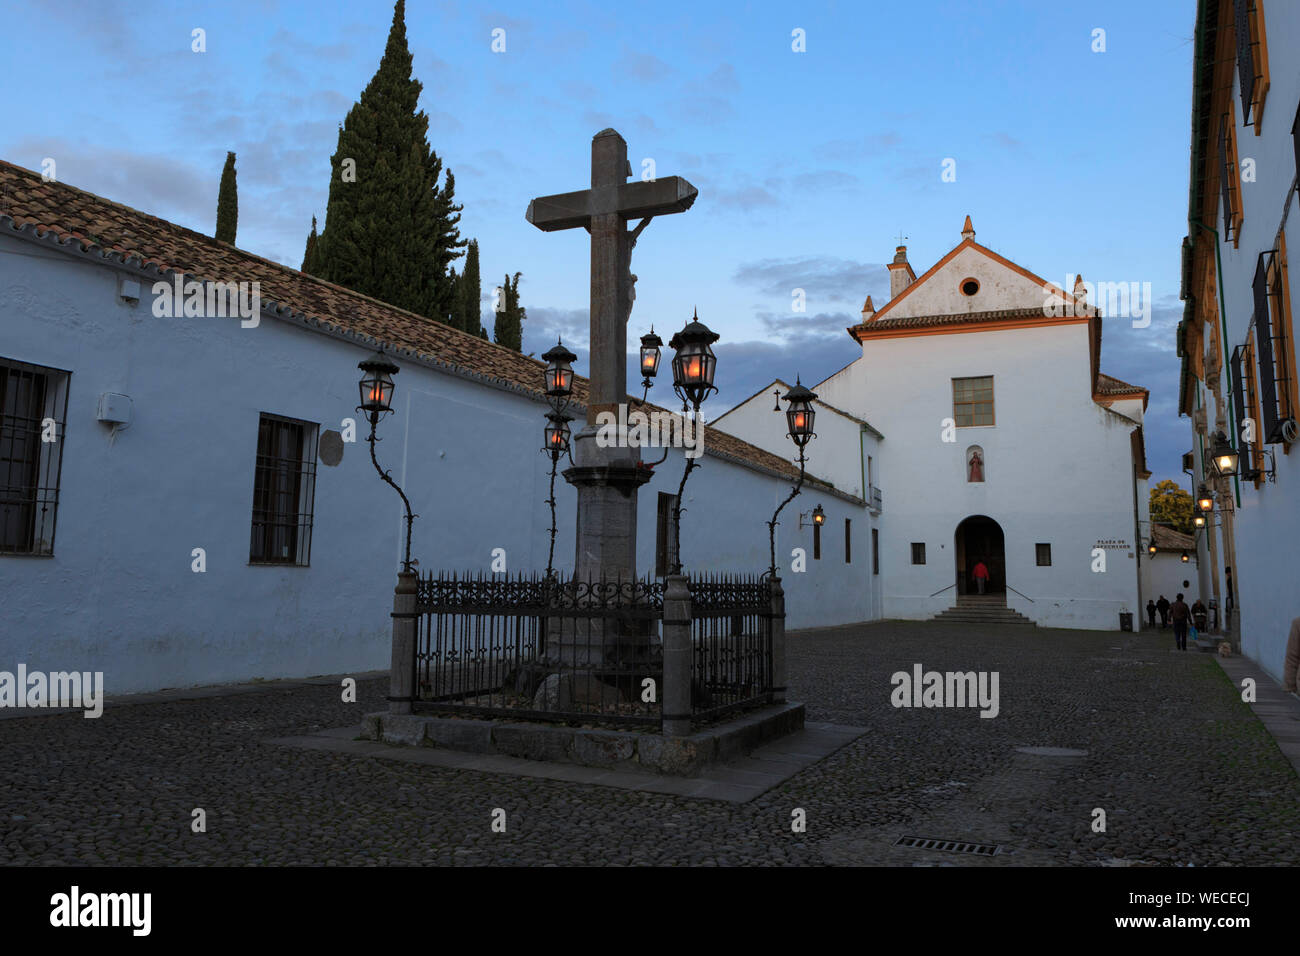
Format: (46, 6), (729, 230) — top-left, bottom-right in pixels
(1215, 652), (1300, 776)
(266, 722), (867, 804)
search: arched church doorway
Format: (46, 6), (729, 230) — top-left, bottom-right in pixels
(954, 515), (1005, 597)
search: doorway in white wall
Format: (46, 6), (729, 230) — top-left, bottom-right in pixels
(955, 514), (1005, 602)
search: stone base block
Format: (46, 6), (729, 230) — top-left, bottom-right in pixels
(357, 702), (806, 777)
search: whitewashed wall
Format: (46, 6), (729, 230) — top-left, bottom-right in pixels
(1203, 0), (1300, 682)
(1, 233), (871, 694)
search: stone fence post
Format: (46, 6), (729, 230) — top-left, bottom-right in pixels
(389, 571), (418, 715)
(770, 576), (786, 704)
(662, 573), (692, 736)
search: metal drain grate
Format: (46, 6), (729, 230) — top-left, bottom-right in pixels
(895, 836), (1001, 856)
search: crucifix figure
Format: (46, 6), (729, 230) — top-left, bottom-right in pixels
(527, 129), (697, 424)
(526, 129), (697, 587)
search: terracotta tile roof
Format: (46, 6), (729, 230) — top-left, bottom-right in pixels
(849, 306), (1093, 334)
(1150, 524), (1195, 551)
(1095, 372), (1147, 396)
(0, 159), (840, 495)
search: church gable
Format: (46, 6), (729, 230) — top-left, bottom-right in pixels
(875, 242), (1071, 320)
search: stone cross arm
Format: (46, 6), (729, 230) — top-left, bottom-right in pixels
(526, 177), (698, 232)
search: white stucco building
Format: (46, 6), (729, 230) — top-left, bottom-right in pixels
(1178, 0), (1300, 682)
(719, 217), (1152, 630)
(0, 159), (872, 695)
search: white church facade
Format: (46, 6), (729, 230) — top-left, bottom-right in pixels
(717, 218), (1152, 631)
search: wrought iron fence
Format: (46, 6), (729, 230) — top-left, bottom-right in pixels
(411, 571), (775, 729)
(413, 572), (664, 727)
(688, 574), (774, 723)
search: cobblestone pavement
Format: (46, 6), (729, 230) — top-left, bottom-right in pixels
(1, 621), (1296, 866)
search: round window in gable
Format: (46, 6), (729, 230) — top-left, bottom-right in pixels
(960, 278), (980, 296)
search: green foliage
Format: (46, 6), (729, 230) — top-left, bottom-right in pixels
(309, 0), (464, 318)
(454, 239), (481, 333)
(494, 271), (525, 351)
(1150, 479), (1194, 534)
(215, 151), (238, 244)
(301, 216), (320, 275)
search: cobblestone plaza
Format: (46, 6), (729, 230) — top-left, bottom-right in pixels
(2, 621), (1295, 867)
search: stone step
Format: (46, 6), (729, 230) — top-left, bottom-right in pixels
(932, 606), (1038, 627)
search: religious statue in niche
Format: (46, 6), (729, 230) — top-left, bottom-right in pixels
(967, 446), (985, 483)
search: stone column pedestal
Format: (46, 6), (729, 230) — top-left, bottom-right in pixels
(389, 571), (418, 715)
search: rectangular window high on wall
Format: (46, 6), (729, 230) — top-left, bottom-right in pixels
(1256, 245), (1297, 444)
(655, 492), (678, 577)
(844, 519), (851, 563)
(1036, 543), (1052, 567)
(872, 529), (879, 576)
(952, 376), (994, 427)
(1234, 0), (1269, 127)
(249, 413), (318, 566)
(1220, 110), (1243, 244)
(0, 358), (70, 556)
(911, 542), (926, 565)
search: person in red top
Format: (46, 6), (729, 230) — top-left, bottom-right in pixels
(972, 559), (990, 595)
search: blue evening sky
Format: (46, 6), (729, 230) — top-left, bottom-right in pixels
(4, 0), (1195, 485)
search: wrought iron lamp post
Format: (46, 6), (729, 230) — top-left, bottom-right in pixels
(767, 378), (818, 577)
(358, 351), (417, 572)
(1195, 484), (1215, 513)
(540, 339), (578, 579)
(541, 411), (574, 578)
(668, 310), (720, 575)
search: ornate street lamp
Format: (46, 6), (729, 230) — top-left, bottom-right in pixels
(669, 309), (719, 409)
(767, 378), (819, 577)
(667, 310), (721, 574)
(637, 327), (663, 402)
(1193, 514), (1206, 529)
(1147, 541), (1158, 556)
(541, 410), (574, 579)
(1181, 551), (1190, 563)
(812, 504), (826, 526)
(542, 339), (577, 413)
(1195, 484), (1215, 513)
(357, 351), (417, 572)
(1210, 431), (1240, 477)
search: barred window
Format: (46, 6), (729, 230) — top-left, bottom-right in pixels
(655, 492), (678, 577)
(1036, 543), (1052, 567)
(872, 529), (879, 576)
(911, 542), (926, 565)
(249, 413), (318, 566)
(953, 376), (994, 427)
(1234, 0), (1270, 128)
(1, 358), (70, 556)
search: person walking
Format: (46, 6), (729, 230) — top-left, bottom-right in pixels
(1284, 617), (1300, 700)
(1157, 595), (1170, 629)
(1146, 599), (1157, 629)
(1170, 593), (1191, 651)
(973, 559), (989, 595)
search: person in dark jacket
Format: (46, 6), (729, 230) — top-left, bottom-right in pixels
(1170, 593), (1191, 651)
(1146, 599), (1157, 628)
(1157, 595), (1170, 628)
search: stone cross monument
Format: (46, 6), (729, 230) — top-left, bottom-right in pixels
(527, 129), (697, 583)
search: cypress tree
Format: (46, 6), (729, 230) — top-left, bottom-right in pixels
(215, 151), (238, 244)
(301, 216), (320, 274)
(494, 271), (525, 351)
(311, 0), (464, 317)
(458, 239), (481, 334)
